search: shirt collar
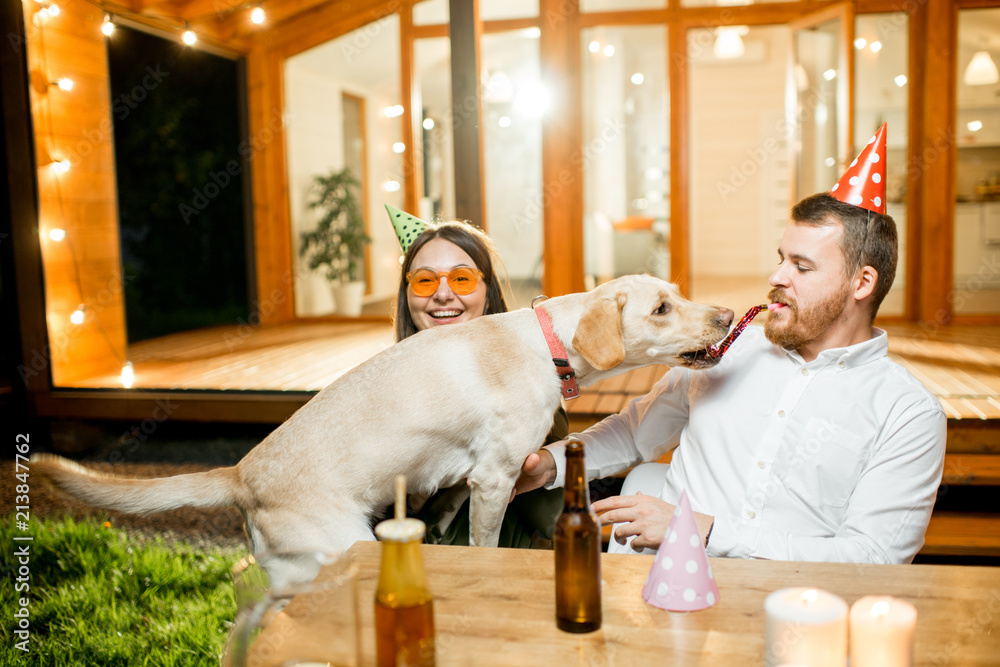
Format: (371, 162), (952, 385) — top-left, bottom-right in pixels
(784, 327), (888, 370)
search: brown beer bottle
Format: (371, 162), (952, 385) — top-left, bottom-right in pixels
(554, 439), (602, 633)
(375, 478), (435, 667)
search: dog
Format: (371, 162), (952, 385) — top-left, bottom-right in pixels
(33, 275), (733, 565)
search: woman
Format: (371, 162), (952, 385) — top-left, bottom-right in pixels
(392, 216), (567, 549)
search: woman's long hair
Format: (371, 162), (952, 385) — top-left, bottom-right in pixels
(394, 221), (509, 341)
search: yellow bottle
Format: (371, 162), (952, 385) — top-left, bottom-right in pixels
(375, 509), (435, 665)
(554, 439), (602, 633)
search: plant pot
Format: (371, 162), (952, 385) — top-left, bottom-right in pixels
(331, 281), (365, 316)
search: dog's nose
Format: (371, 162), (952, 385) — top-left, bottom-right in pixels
(717, 308), (734, 328)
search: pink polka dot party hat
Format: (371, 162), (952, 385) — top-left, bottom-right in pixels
(641, 489), (719, 612)
(829, 122), (887, 214)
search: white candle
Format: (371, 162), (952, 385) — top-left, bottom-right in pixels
(764, 587), (848, 667)
(849, 595), (917, 667)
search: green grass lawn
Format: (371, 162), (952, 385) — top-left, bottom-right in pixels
(1, 516), (247, 666)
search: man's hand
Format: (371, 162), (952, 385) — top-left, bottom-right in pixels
(512, 449), (556, 500)
(591, 493), (714, 551)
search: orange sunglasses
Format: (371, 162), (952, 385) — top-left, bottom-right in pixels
(406, 266), (484, 297)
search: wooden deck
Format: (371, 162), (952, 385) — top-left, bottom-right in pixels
(57, 321), (1000, 423)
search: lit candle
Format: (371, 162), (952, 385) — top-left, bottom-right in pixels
(849, 596), (917, 667)
(764, 587), (848, 667)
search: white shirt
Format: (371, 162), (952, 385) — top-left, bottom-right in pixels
(546, 326), (946, 564)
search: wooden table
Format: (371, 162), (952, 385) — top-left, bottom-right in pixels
(251, 541), (1000, 666)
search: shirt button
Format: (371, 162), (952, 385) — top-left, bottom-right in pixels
(747, 510), (756, 519)
(801, 368), (809, 376)
(838, 361), (846, 369)
(758, 461), (767, 469)
(778, 410), (786, 418)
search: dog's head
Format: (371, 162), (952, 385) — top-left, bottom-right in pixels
(571, 275), (734, 372)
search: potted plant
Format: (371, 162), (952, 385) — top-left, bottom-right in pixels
(299, 167), (371, 316)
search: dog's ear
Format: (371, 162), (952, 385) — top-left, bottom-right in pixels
(572, 292), (626, 370)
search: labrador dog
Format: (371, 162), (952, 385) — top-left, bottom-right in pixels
(33, 275), (733, 564)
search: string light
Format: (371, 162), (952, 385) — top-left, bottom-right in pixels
(182, 22), (197, 45)
(120, 361), (135, 388)
(30, 0), (136, 388)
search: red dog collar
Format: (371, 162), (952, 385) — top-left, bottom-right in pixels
(533, 302), (580, 401)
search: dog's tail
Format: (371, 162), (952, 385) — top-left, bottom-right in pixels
(30, 453), (241, 515)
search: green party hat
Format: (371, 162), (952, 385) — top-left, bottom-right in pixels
(386, 204), (429, 253)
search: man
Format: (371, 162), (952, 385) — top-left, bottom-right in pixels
(516, 127), (946, 564)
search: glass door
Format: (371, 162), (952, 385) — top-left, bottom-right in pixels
(790, 2), (854, 202)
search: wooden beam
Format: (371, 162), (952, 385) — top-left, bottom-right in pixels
(905, 0), (926, 321)
(401, 4), (424, 218)
(668, 19), (690, 292)
(1, 0), (51, 416)
(540, 0), (584, 297)
(918, 0), (956, 324)
(449, 0), (486, 226)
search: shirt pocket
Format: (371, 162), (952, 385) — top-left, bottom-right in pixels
(781, 417), (870, 509)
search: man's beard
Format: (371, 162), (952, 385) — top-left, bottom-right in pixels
(764, 283), (849, 351)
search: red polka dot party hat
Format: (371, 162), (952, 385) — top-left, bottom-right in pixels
(642, 489), (720, 612)
(830, 122), (887, 214)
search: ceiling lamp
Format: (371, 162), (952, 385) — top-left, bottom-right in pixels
(714, 27), (746, 60)
(964, 51), (999, 86)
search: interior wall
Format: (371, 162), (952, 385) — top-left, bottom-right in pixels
(688, 25), (789, 311)
(284, 20), (404, 317)
(24, 0), (128, 384)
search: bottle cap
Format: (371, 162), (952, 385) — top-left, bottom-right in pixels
(375, 517), (426, 543)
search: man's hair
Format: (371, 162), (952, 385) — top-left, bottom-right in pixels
(394, 221), (509, 341)
(791, 192), (898, 321)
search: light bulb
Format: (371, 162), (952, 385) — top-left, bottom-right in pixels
(869, 41), (882, 53)
(121, 361), (135, 388)
(250, 7), (265, 24)
(497, 116), (511, 128)
(102, 14), (115, 36)
(48, 228), (66, 242)
(964, 51), (1000, 86)
(854, 38), (867, 50)
(70, 305), (85, 325)
(894, 74), (907, 87)
(603, 44), (615, 57)
(823, 69), (837, 81)
(182, 25), (197, 45)
(56, 77), (73, 91)
(54, 159), (71, 172)
(46, 3), (60, 16)
(631, 72), (644, 85)
(588, 41), (600, 53)
(392, 142), (406, 154)
(384, 105), (404, 118)
(422, 117), (435, 130)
